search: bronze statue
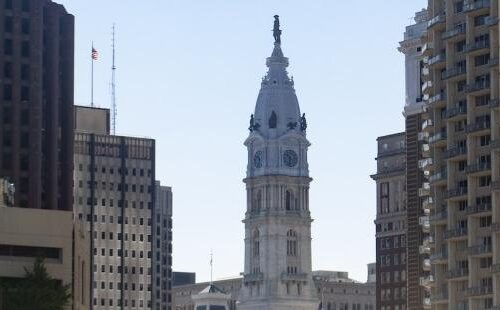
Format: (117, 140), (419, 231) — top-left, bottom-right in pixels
(249, 114), (260, 132)
(273, 15), (281, 44)
(249, 114), (255, 132)
(300, 113), (307, 131)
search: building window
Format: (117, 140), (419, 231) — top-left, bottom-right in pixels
(286, 230), (298, 256)
(455, 1), (464, 13)
(21, 42), (30, 58)
(380, 182), (389, 214)
(21, 19), (30, 34)
(21, 86), (30, 101)
(3, 84), (12, 101)
(4, 17), (13, 33)
(21, 0), (30, 11)
(456, 40), (466, 52)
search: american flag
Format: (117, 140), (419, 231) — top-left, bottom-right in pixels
(91, 47), (98, 60)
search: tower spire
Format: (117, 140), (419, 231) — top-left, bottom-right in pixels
(111, 23), (117, 135)
(210, 250), (213, 285)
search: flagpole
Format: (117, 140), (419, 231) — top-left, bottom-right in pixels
(91, 42), (94, 107)
(210, 251), (213, 285)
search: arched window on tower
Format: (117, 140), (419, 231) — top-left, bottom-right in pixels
(253, 190), (262, 211)
(286, 230), (297, 256)
(253, 229), (260, 258)
(251, 229), (261, 275)
(285, 190), (291, 210)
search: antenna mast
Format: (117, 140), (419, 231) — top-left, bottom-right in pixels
(111, 24), (117, 135)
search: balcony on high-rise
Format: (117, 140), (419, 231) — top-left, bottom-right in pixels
(466, 284), (493, 297)
(441, 66), (467, 80)
(443, 145), (467, 159)
(429, 131), (447, 146)
(464, 0), (491, 12)
(466, 243), (492, 256)
(427, 13), (445, 29)
(447, 268), (468, 280)
(442, 23), (466, 40)
(444, 227), (468, 240)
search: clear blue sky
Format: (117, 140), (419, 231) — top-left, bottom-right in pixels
(57, 0), (426, 282)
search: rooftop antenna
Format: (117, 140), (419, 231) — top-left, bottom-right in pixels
(111, 23), (117, 135)
(210, 250), (213, 285)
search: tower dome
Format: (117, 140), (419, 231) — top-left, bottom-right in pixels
(253, 43), (302, 139)
(245, 18), (309, 179)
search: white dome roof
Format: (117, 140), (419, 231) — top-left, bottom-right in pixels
(252, 43), (303, 139)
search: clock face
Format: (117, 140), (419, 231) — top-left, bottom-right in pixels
(253, 151), (263, 168)
(283, 150), (298, 167)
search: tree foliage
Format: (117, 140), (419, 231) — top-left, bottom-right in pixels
(1, 257), (71, 310)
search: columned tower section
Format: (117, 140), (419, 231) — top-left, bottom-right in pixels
(238, 16), (319, 310)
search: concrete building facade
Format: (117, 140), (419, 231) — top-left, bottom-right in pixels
(74, 107), (157, 310)
(0, 0), (74, 210)
(0, 204), (90, 310)
(421, 0), (500, 309)
(172, 272), (375, 310)
(152, 182), (173, 310)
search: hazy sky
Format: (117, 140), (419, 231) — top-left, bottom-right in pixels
(57, 0), (426, 282)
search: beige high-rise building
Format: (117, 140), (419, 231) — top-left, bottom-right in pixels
(422, 0), (500, 309)
(74, 106), (157, 309)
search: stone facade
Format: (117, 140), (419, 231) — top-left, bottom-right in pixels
(172, 272), (375, 310)
(238, 21), (317, 310)
(74, 106), (158, 309)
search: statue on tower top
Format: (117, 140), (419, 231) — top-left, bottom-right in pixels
(273, 15), (281, 44)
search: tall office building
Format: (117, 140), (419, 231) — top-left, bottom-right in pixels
(421, 0), (499, 309)
(74, 106), (156, 309)
(0, 0), (74, 210)
(152, 182), (173, 310)
(371, 133), (408, 310)
(399, 9), (430, 310)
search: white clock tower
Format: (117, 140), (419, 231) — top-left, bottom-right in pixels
(238, 16), (319, 310)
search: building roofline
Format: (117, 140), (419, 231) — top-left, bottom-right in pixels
(376, 132), (405, 141)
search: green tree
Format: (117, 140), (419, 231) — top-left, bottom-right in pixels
(1, 257), (71, 310)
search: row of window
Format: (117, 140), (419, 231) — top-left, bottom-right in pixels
(81, 213), (152, 226)
(3, 62), (30, 80)
(380, 270), (407, 284)
(324, 303), (373, 310)
(380, 305), (406, 310)
(93, 231), (151, 242)
(3, 39), (30, 58)
(93, 297), (150, 308)
(94, 280), (150, 291)
(376, 220), (406, 233)
(93, 247), (151, 259)
(380, 287), (407, 301)
(78, 163), (152, 177)
(80, 197), (153, 209)
(3, 16), (30, 34)
(95, 265), (150, 277)
(4, 0), (31, 11)
(379, 253), (407, 267)
(3, 83), (30, 101)
(77, 180), (152, 193)
(379, 235), (406, 249)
